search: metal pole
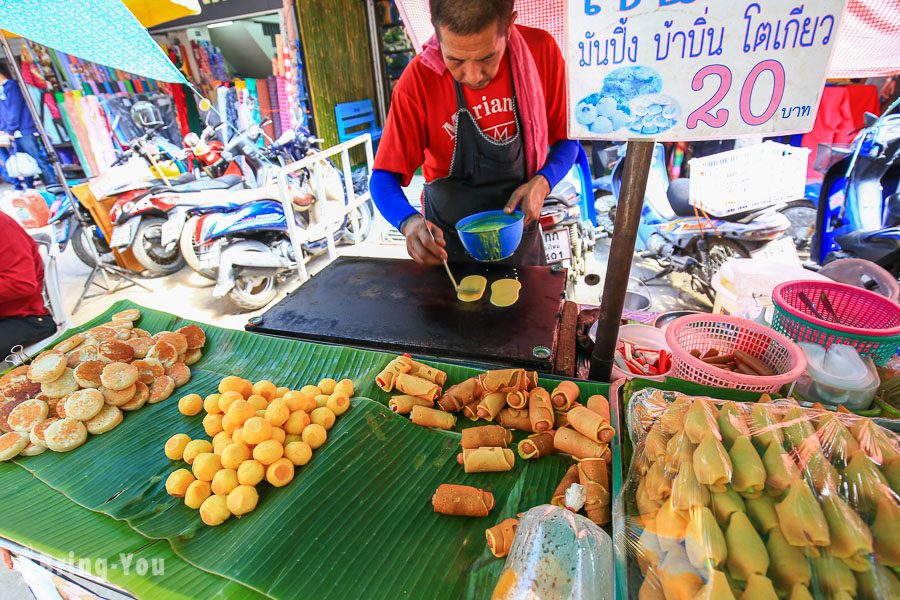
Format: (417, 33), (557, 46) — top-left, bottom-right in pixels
(589, 140), (655, 382)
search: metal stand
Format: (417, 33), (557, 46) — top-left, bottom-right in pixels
(589, 140), (655, 382)
(1, 32), (150, 314)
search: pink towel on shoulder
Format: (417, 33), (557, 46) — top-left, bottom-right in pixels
(420, 25), (548, 180)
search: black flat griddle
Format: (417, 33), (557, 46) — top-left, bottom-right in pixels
(250, 257), (567, 370)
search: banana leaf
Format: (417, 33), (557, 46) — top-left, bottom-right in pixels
(5, 300), (609, 598)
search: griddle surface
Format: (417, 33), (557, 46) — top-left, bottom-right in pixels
(251, 257), (566, 370)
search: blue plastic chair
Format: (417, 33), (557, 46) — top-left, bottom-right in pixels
(335, 100), (382, 150)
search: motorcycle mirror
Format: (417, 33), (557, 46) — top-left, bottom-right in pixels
(863, 112), (878, 128)
(183, 132), (200, 147)
(248, 124), (262, 140)
(199, 98), (212, 112)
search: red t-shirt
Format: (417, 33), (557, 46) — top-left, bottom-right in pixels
(0, 212), (47, 319)
(374, 25), (568, 186)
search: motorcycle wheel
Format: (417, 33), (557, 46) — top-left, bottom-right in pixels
(228, 273), (278, 311)
(339, 199), (375, 245)
(778, 200), (817, 252)
(179, 216), (217, 280)
(132, 217), (185, 275)
(691, 238), (750, 301)
(71, 223), (99, 267)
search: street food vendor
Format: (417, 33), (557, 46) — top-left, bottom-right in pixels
(370, 0), (579, 266)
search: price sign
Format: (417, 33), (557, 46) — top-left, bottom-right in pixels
(566, 0), (847, 141)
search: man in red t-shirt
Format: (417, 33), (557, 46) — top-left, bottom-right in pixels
(0, 211), (56, 362)
(371, 0), (579, 266)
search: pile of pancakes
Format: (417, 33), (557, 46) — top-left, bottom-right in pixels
(0, 308), (207, 460)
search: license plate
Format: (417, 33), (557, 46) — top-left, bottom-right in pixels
(160, 211), (185, 247)
(543, 227), (572, 264)
(110, 219), (138, 249)
(199, 242), (221, 270)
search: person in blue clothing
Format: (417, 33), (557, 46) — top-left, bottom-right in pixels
(0, 61), (58, 190)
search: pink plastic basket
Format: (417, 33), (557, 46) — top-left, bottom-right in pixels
(665, 314), (807, 393)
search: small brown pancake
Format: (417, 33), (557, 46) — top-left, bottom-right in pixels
(0, 399), (27, 433)
(53, 333), (86, 354)
(44, 418), (87, 452)
(178, 325), (206, 350)
(64, 389), (104, 421)
(100, 384), (137, 407)
(112, 308), (141, 322)
(149, 375), (175, 404)
(130, 328), (151, 338)
(165, 362), (191, 387)
(27, 351), (67, 383)
(132, 359), (165, 384)
(184, 349), (202, 366)
(66, 343), (101, 368)
(120, 381), (149, 411)
(41, 368), (78, 398)
(98, 340), (134, 364)
(113, 327), (132, 340)
(55, 399), (68, 419)
(73, 360), (104, 388)
(125, 336), (154, 359)
(100, 362), (138, 391)
(109, 318), (134, 330)
(0, 432), (28, 461)
(1, 371), (42, 402)
(29, 417), (57, 447)
(87, 326), (118, 341)
(85, 404), (123, 435)
(0, 365), (28, 389)
(156, 332), (188, 356)
(46, 397), (65, 419)
(7, 399), (49, 432)
(146, 341), (177, 368)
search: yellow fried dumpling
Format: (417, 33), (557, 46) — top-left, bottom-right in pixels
(202, 413), (224, 437)
(252, 380), (277, 401)
(212, 431), (231, 455)
(302, 423), (327, 449)
(178, 394), (203, 416)
(217, 390), (243, 413)
(232, 427), (245, 445)
(300, 385), (322, 398)
(226, 485), (258, 516)
(203, 393), (222, 415)
(237, 459), (265, 486)
(221, 412), (240, 436)
(314, 394), (329, 408)
(221, 442), (251, 470)
(284, 441), (312, 466)
(284, 434), (302, 445)
(266, 457), (295, 487)
(326, 393), (350, 416)
(283, 391), (316, 413)
(183, 439), (213, 464)
(164, 434), (191, 460)
(265, 399), (290, 427)
(199, 494), (231, 526)
(247, 394), (268, 411)
(185, 479), (211, 509)
(211, 468), (239, 496)
(243, 416), (272, 445)
(284, 410), (311, 435)
(192, 452), (223, 482)
(227, 399), (255, 424)
(318, 378), (337, 395)
(252, 439), (283, 465)
(165, 469), (195, 497)
(270, 427), (286, 445)
(334, 378), (354, 398)
(274, 386), (290, 399)
(311, 407), (336, 430)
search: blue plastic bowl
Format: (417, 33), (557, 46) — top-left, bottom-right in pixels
(455, 210), (524, 262)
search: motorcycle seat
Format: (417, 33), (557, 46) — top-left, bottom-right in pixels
(155, 174), (243, 193)
(666, 178), (777, 223)
(148, 173), (196, 187)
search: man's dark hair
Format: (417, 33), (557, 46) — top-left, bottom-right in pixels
(430, 0), (515, 36)
(0, 61), (12, 80)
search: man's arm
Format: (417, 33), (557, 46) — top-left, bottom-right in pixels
(370, 169), (447, 265)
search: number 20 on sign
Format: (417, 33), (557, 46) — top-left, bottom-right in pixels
(565, 0), (847, 141)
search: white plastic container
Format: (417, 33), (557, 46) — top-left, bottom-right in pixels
(795, 343), (880, 410)
(610, 324), (671, 382)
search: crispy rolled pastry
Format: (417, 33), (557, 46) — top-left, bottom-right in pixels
(410, 405), (456, 430)
(524, 371), (539, 391)
(554, 410), (570, 429)
(389, 394), (434, 414)
(375, 357), (412, 392)
(486, 518), (519, 558)
(498, 407), (533, 432)
(578, 457), (611, 525)
(395, 373), (441, 401)
(585, 395), (610, 423)
(480, 368), (526, 394)
(528, 388), (554, 433)
(550, 380), (580, 411)
(461, 400), (480, 420)
(517, 431), (557, 459)
(476, 392), (508, 421)
(554, 427), (610, 460)
(551, 464), (580, 508)
(406, 358), (447, 386)
(432, 483), (494, 517)
(506, 389), (529, 410)
(457, 447), (515, 473)
(567, 405), (615, 443)
(461, 425), (512, 449)
(438, 376), (483, 412)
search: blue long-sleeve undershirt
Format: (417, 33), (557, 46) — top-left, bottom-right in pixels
(370, 139), (581, 231)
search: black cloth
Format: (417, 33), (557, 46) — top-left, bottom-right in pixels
(422, 69), (545, 266)
(1, 314), (56, 363)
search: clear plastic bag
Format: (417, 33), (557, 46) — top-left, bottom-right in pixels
(621, 388), (900, 599)
(492, 505), (613, 600)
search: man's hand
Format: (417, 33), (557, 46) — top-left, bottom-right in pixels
(401, 215), (448, 265)
(505, 175), (550, 225)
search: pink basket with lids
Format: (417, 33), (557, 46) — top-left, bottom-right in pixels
(665, 314), (807, 393)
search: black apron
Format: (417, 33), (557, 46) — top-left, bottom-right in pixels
(423, 71), (546, 266)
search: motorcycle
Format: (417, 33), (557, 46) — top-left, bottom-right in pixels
(811, 98), (900, 273)
(46, 184), (114, 268)
(608, 143), (791, 301)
